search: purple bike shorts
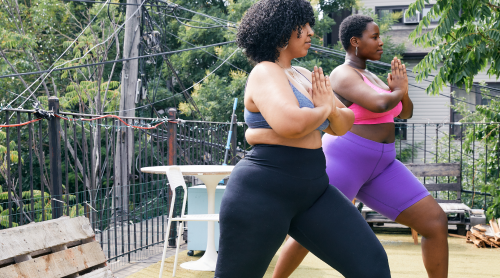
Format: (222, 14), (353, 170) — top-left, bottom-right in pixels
(322, 131), (430, 221)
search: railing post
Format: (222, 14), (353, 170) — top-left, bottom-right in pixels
(231, 114), (237, 165)
(48, 96), (63, 219)
(167, 108), (177, 247)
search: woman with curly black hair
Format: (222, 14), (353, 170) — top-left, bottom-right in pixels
(214, 2), (391, 278)
(273, 14), (449, 278)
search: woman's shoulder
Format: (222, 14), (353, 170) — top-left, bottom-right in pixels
(330, 64), (363, 82)
(248, 62), (286, 83)
(252, 61), (282, 73)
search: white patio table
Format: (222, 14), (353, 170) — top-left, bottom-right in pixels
(140, 165), (234, 271)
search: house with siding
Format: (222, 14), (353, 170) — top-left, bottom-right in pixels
(323, 0), (500, 161)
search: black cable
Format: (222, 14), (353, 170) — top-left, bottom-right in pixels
(144, 7), (247, 73)
(307, 47), (500, 111)
(172, 3), (237, 25)
(310, 45), (500, 94)
(142, 7), (204, 119)
(105, 47), (239, 114)
(149, 9), (223, 27)
(64, 0), (166, 7)
(164, 29), (247, 73)
(0, 41), (236, 79)
(171, 6), (235, 30)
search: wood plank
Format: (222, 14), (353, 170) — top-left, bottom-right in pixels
(0, 216), (94, 261)
(405, 163), (461, 177)
(79, 267), (114, 278)
(0, 241), (106, 278)
(424, 183), (461, 192)
(490, 219), (500, 234)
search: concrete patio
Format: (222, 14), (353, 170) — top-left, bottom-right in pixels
(112, 228), (500, 278)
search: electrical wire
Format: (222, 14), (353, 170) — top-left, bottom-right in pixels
(0, 41), (236, 79)
(172, 3), (237, 25)
(171, 5), (234, 30)
(306, 46), (500, 111)
(162, 29), (248, 74)
(143, 8), (247, 73)
(310, 44), (500, 94)
(7, 0), (114, 107)
(12, 0), (148, 110)
(104, 47), (240, 114)
(149, 10), (223, 27)
(64, 0), (165, 7)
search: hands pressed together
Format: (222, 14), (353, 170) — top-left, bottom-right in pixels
(309, 66), (336, 115)
(387, 57), (408, 95)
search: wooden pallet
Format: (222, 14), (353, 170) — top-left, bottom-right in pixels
(0, 216), (114, 278)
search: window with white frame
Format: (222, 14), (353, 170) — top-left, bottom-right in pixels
(376, 5), (440, 25)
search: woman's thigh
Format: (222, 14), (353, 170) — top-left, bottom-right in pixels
(288, 184), (391, 278)
(214, 164), (294, 278)
(357, 159), (430, 221)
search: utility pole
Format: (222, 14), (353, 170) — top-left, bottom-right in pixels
(113, 0), (141, 223)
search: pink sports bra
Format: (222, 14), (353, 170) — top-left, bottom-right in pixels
(348, 72), (403, 125)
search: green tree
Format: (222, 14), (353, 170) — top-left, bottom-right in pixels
(407, 0), (500, 94)
(448, 84), (500, 220)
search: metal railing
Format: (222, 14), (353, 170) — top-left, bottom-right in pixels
(0, 100), (245, 270)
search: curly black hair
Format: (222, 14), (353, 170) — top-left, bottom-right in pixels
(237, 0), (315, 63)
(339, 14), (374, 51)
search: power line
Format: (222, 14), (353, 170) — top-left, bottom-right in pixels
(143, 8), (247, 73)
(0, 41), (235, 79)
(63, 0), (166, 6)
(8, 0), (115, 107)
(306, 46), (500, 111)
(310, 44), (500, 99)
(104, 48), (240, 114)
(149, 10), (223, 27)
(171, 5), (236, 30)
(310, 44), (500, 94)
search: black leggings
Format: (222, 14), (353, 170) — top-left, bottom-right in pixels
(214, 145), (391, 278)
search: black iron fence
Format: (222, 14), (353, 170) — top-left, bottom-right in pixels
(0, 101), (498, 269)
(0, 100), (246, 269)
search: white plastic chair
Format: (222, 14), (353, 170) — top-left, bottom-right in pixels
(159, 166), (219, 277)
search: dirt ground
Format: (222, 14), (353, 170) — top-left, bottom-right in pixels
(128, 233), (500, 278)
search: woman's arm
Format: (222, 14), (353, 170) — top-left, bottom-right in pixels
(396, 64), (413, 119)
(323, 94), (354, 136)
(247, 63), (332, 138)
(331, 58), (408, 113)
(397, 88), (413, 119)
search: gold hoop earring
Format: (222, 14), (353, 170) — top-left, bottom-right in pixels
(356, 46), (358, 56)
(283, 44), (288, 50)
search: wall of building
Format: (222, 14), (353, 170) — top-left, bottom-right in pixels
(403, 60), (451, 162)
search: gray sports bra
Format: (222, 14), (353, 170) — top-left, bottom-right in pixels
(244, 68), (330, 131)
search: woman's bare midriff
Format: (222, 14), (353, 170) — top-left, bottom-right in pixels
(350, 123), (396, 143)
(245, 128), (323, 149)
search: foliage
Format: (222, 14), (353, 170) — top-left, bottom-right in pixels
(407, 0), (500, 95)
(449, 84), (500, 220)
(0, 190), (79, 229)
(319, 0), (357, 14)
(421, 83), (500, 220)
(395, 135), (422, 163)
